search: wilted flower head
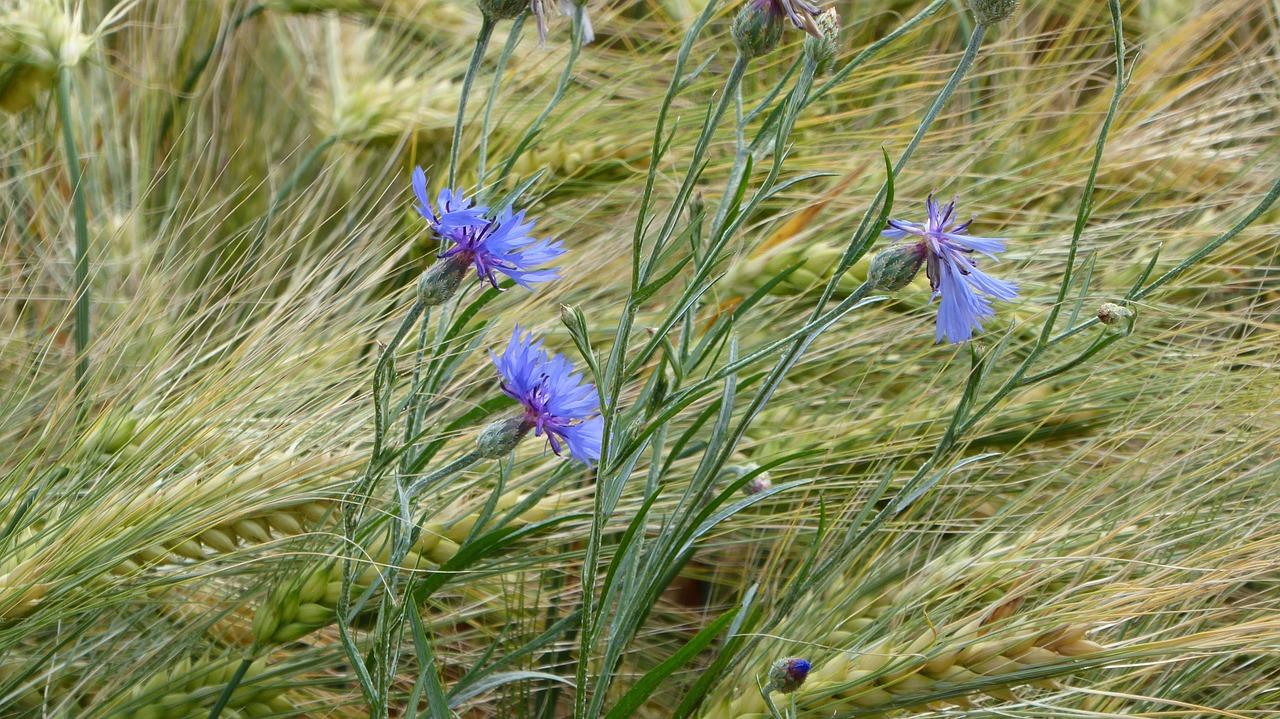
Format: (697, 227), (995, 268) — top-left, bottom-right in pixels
(768, 657), (811, 694)
(491, 327), (603, 465)
(883, 193), (1019, 344)
(412, 167), (564, 290)
(751, 0), (825, 38)
(1096, 302), (1133, 329)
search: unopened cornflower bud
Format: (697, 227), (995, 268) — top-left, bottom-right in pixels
(867, 242), (927, 292)
(731, 2), (784, 59)
(417, 255), (469, 306)
(1096, 302), (1133, 327)
(803, 8), (840, 72)
(476, 415), (533, 458)
(478, 0), (528, 20)
(768, 656), (810, 694)
(967, 0), (1020, 26)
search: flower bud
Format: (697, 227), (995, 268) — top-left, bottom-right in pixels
(967, 0), (1021, 26)
(417, 255), (469, 306)
(477, 0), (528, 20)
(768, 657), (810, 694)
(476, 416), (532, 458)
(732, 2), (783, 60)
(1096, 302), (1133, 329)
(743, 473), (773, 496)
(867, 243), (926, 291)
(803, 9), (839, 72)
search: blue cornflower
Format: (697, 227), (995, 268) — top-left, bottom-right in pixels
(883, 192), (1019, 344)
(438, 207), (565, 290)
(411, 167), (565, 291)
(412, 166), (487, 234)
(491, 327), (603, 465)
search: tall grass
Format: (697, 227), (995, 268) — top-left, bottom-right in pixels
(2, 0), (1279, 717)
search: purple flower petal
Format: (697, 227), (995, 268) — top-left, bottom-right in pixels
(885, 194), (1018, 344)
(491, 327), (602, 465)
(412, 172), (565, 292)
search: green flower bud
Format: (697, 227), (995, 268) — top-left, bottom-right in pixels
(476, 415), (532, 459)
(768, 657), (811, 694)
(803, 8), (840, 72)
(732, 3), (783, 60)
(967, 0), (1020, 26)
(477, 0), (527, 20)
(867, 243), (926, 291)
(417, 255), (469, 306)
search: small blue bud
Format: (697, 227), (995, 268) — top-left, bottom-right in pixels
(768, 656), (810, 694)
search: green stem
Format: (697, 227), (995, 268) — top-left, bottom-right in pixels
(478, 13), (527, 189)
(407, 449), (483, 497)
(1036, 0), (1126, 346)
(205, 657), (253, 719)
(449, 17), (496, 188)
(56, 65), (91, 411)
(585, 51), (751, 719)
(1131, 177), (1280, 302)
(814, 23), (987, 317)
(604, 52), (749, 437)
(492, 5), (586, 191)
(637, 53), (750, 288)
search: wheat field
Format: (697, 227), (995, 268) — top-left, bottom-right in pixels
(2, 0), (1279, 717)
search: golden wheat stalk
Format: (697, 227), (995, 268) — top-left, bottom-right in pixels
(102, 654), (292, 719)
(707, 614), (1107, 718)
(252, 489), (575, 645)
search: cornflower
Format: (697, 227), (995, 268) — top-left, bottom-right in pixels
(751, 0), (825, 38)
(882, 192), (1019, 343)
(412, 167), (565, 297)
(489, 327), (603, 465)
